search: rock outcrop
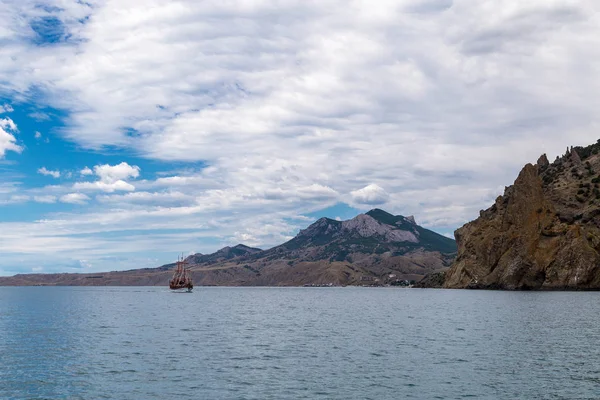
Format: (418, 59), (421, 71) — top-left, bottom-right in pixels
(413, 271), (446, 288)
(444, 142), (600, 290)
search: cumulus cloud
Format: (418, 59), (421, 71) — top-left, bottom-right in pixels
(0, 117), (22, 158)
(37, 167), (60, 178)
(73, 162), (140, 192)
(3, 1), (600, 273)
(60, 193), (90, 204)
(350, 184), (390, 205)
(3, 0), (595, 210)
(0, 118), (17, 132)
(80, 167), (93, 176)
(94, 162), (140, 182)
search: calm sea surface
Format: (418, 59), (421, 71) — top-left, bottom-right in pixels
(1, 287), (600, 399)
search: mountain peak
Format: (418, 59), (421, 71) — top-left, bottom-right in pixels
(366, 208), (394, 218)
(279, 208), (455, 255)
(342, 213), (419, 243)
(365, 208), (414, 227)
(232, 244), (255, 250)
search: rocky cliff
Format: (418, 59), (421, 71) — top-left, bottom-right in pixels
(444, 142), (600, 290)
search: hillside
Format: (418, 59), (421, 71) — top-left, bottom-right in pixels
(176, 208), (455, 286)
(0, 209), (456, 287)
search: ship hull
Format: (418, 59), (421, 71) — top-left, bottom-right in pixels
(169, 283), (193, 291)
(170, 287), (193, 293)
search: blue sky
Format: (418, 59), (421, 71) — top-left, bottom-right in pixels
(1, 0), (600, 275)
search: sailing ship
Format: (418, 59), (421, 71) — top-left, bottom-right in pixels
(169, 255), (193, 292)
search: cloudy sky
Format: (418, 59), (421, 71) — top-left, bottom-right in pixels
(1, 0), (599, 275)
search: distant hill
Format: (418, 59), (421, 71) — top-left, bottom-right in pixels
(0, 209), (456, 286)
(185, 244), (262, 265)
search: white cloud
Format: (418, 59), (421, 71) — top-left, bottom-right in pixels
(29, 112), (51, 121)
(73, 180), (135, 193)
(350, 184), (390, 205)
(35, 131), (42, 139)
(94, 162), (140, 183)
(97, 191), (193, 206)
(80, 167), (93, 176)
(73, 162), (140, 192)
(0, 117), (22, 157)
(37, 167), (60, 178)
(261, 184), (339, 201)
(34, 195), (57, 204)
(1, 195), (29, 205)
(0, 104), (13, 113)
(0, 118), (17, 132)
(10, 195), (29, 203)
(60, 193), (90, 204)
(2, 0), (592, 218)
(3, 1), (600, 273)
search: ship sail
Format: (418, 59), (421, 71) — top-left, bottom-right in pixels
(169, 256), (193, 291)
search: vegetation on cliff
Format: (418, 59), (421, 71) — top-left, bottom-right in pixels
(444, 140), (600, 290)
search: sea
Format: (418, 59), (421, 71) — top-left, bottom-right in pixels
(1, 287), (600, 400)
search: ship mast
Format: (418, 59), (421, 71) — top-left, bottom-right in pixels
(169, 253), (193, 290)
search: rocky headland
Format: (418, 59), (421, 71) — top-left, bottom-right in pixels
(444, 141), (600, 290)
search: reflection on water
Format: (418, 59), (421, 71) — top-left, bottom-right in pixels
(1, 287), (600, 399)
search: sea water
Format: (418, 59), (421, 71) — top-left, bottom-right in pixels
(1, 287), (599, 399)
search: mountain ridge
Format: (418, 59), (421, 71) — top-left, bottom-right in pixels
(0, 208), (456, 286)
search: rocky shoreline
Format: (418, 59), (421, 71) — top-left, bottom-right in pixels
(441, 142), (600, 290)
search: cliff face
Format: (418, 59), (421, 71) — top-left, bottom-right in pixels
(444, 143), (600, 290)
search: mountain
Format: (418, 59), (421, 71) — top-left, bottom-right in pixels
(443, 141), (600, 290)
(0, 209), (456, 286)
(184, 244), (262, 265)
(264, 208), (456, 260)
(172, 209), (456, 286)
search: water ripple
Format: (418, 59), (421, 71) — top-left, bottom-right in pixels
(2, 287), (600, 399)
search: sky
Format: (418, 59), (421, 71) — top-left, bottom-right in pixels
(1, 0), (600, 275)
